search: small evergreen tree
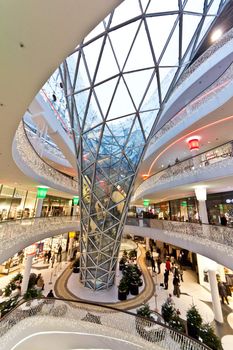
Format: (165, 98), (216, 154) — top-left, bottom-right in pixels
(169, 309), (185, 333)
(161, 299), (175, 323)
(200, 323), (223, 350)
(186, 305), (202, 339)
(136, 303), (152, 319)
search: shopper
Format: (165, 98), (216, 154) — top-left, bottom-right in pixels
(164, 269), (169, 290)
(47, 250), (52, 263)
(218, 281), (229, 304)
(165, 257), (171, 272)
(157, 256), (162, 274)
(151, 256), (156, 272)
(57, 245), (62, 262)
(173, 274), (180, 298)
(47, 289), (55, 298)
(51, 254), (56, 268)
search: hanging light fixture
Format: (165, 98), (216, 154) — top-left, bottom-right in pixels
(186, 136), (200, 151)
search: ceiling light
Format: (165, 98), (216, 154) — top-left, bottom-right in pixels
(211, 28), (223, 42)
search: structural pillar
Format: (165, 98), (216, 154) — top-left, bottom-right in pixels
(36, 186), (48, 217)
(208, 270), (223, 323)
(67, 232), (75, 261)
(194, 187), (209, 224)
(21, 255), (33, 294)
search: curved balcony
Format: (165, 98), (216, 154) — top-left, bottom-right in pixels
(0, 297), (210, 350)
(134, 141), (233, 200)
(0, 216), (79, 264)
(145, 28), (233, 160)
(1, 215), (233, 272)
(125, 218), (233, 271)
(12, 121), (78, 194)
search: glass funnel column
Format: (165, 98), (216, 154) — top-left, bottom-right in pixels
(58, 0), (226, 290)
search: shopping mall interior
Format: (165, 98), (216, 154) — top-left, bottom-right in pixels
(1, 0), (233, 349)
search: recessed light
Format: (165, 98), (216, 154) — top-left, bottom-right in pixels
(211, 29), (223, 42)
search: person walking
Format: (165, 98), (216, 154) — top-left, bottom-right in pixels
(57, 245), (62, 262)
(47, 289), (55, 298)
(47, 250), (52, 263)
(51, 254), (55, 268)
(173, 273), (180, 298)
(151, 256), (156, 272)
(157, 256), (162, 274)
(164, 269), (169, 290)
(165, 257), (171, 272)
(218, 281), (229, 304)
(37, 274), (45, 291)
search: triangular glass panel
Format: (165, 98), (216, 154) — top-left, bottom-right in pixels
(106, 114), (135, 146)
(84, 20), (105, 43)
(146, 0), (179, 12)
(66, 51), (79, 88)
(124, 21), (154, 71)
(159, 67), (177, 101)
(84, 92), (103, 132)
(110, 0), (141, 28)
(83, 125), (102, 156)
(74, 90), (90, 126)
(109, 21), (139, 70)
(87, 240), (98, 253)
(82, 36), (104, 82)
(126, 116), (145, 148)
(94, 77), (119, 117)
(95, 36), (120, 84)
(107, 78), (135, 119)
(147, 15), (177, 63)
(182, 14), (201, 57)
(195, 15), (215, 48)
(116, 174), (134, 195)
(184, 0), (205, 12)
(124, 69), (154, 109)
(208, 0), (221, 15)
(159, 23), (179, 66)
(139, 110), (157, 138)
(73, 52), (90, 92)
(140, 71), (160, 111)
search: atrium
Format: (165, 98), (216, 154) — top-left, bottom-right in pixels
(1, 0), (233, 349)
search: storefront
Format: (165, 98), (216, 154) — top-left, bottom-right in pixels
(153, 201), (170, 219)
(0, 184), (73, 221)
(169, 197), (198, 222)
(207, 191), (233, 226)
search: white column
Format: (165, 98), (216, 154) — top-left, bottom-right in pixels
(67, 237), (74, 261)
(73, 204), (77, 216)
(195, 187), (209, 224)
(208, 270), (223, 323)
(21, 255), (33, 294)
(198, 200), (209, 224)
(35, 198), (43, 218)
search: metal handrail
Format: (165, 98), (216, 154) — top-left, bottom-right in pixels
(0, 296), (211, 350)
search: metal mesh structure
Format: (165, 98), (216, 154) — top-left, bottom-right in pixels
(45, 0), (227, 290)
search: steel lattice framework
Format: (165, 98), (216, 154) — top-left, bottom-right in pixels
(47, 0), (227, 290)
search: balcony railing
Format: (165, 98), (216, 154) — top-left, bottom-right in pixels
(14, 121), (78, 194)
(0, 297), (210, 350)
(126, 218), (233, 253)
(134, 140), (233, 200)
(0, 216), (79, 264)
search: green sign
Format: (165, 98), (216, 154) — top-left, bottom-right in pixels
(37, 187), (48, 199)
(73, 196), (79, 205)
(181, 201), (187, 207)
(143, 199), (150, 207)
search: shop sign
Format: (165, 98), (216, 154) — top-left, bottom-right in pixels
(37, 187), (48, 199)
(69, 232), (76, 239)
(73, 196), (79, 205)
(143, 199), (150, 206)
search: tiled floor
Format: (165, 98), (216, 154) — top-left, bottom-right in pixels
(1, 258), (233, 349)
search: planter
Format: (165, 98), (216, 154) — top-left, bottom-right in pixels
(130, 283), (139, 295)
(118, 289), (127, 301)
(187, 322), (199, 339)
(73, 267), (80, 273)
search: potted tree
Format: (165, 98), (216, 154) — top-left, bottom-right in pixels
(161, 299), (175, 324)
(199, 323), (223, 350)
(72, 258), (80, 273)
(118, 277), (129, 301)
(186, 305), (202, 339)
